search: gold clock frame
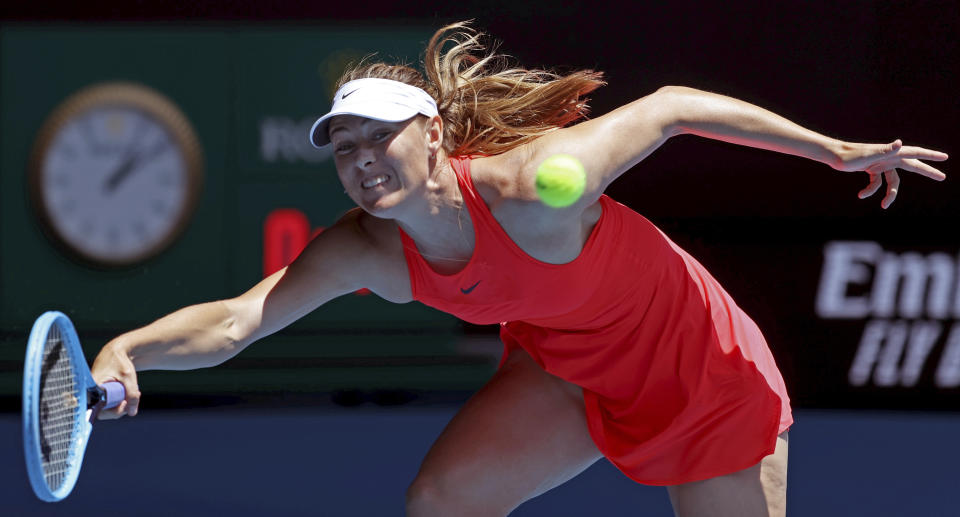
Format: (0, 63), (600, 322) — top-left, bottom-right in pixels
(28, 82), (205, 267)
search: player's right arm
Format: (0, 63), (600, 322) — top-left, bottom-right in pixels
(91, 207), (398, 418)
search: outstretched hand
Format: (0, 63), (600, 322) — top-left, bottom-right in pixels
(833, 139), (948, 209)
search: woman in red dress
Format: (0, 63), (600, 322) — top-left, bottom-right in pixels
(92, 22), (947, 516)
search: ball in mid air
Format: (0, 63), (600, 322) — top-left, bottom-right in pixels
(535, 154), (587, 208)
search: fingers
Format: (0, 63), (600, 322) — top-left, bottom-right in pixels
(110, 376), (141, 418)
(897, 145), (949, 162)
(121, 378), (142, 417)
(858, 172), (883, 199)
(901, 158), (947, 181)
(852, 139), (946, 208)
(883, 140), (947, 179)
(859, 168), (901, 209)
(881, 139), (948, 162)
(98, 392), (140, 419)
(97, 381), (141, 419)
(98, 402), (126, 420)
(881, 169), (900, 209)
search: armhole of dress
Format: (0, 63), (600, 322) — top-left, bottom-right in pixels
(396, 226), (421, 300)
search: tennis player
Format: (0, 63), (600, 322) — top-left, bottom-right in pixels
(91, 22), (947, 516)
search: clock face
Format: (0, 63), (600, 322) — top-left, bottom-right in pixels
(31, 83), (203, 266)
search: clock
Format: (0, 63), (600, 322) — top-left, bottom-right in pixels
(29, 82), (204, 267)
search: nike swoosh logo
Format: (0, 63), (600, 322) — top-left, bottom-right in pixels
(460, 280), (481, 294)
(341, 88), (359, 99)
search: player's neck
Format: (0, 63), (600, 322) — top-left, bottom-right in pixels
(396, 160), (475, 263)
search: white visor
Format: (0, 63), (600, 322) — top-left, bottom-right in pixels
(309, 78), (439, 148)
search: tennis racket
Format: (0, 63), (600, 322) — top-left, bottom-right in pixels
(22, 311), (125, 502)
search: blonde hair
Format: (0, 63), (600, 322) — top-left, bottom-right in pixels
(335, 21), (605, 157)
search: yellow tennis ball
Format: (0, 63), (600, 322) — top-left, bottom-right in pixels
(535, 154), (586, 208)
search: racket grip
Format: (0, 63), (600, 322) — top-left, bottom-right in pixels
(101, 381), (126, 409)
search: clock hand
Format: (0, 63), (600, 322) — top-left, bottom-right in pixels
(102, 115), (153, 193)
(103, 152), (139, 193)
(103, 141), (172, 194)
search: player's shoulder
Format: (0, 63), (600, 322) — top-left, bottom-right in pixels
(302, 208), (411, 302)
(471, 135), (590, 205)
(470, 144), (540, 205)
(328, 207), (403, 258)
(471, 142), (588, 235)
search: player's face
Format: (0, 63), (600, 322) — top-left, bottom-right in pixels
(328, 115), (432, 217)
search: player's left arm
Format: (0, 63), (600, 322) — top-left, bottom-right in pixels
(525, 85), (948, 209)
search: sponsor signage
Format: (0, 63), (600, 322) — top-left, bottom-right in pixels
(814, 241), (960, 400)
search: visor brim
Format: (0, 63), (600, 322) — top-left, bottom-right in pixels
(309, 105), (421, 148)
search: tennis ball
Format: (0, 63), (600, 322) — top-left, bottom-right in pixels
(535, 154), (586, 208)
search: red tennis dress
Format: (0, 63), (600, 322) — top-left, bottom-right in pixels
(399, 156), (792, 485)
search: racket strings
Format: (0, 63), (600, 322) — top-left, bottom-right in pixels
(37, 324), (79, 491)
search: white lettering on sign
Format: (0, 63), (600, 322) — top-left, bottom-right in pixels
(816, 241), (960, 389)
(816, 241), (880, 318)
(816, 241), (960, 320)
(260, 117), (331, 164)
(874, 252), (954, 319)
(848, 319), (942, 387)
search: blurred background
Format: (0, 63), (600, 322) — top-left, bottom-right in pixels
(1, 0), (957, 515)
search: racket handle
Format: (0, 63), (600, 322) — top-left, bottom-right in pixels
(101, 381), (126, 409)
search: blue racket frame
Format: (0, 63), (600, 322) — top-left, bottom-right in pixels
(22, 311), (97, 502)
